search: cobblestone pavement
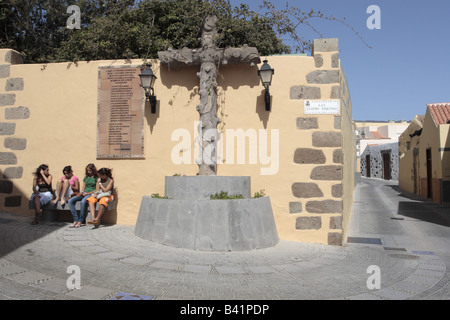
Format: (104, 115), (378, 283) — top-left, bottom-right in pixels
(0, 178), (449, 301)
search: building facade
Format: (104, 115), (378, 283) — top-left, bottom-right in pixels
(361, 142), (399, 181)
(0, 38), (356, 245)
(399, 104), (450, 204)
(355, 121), (408, 181)
(398, 115), (425, 195)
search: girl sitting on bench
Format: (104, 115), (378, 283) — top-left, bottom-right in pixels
(31, 164), (53, 225)
(52, 165), (79, 207)
(86, 167), (114, 228)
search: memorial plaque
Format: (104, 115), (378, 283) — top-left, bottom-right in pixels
(97, 66), (145, 159)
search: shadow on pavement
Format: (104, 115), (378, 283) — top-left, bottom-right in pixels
(0, 211), (68, 260)
(389, 185), (450, 228)
(0, 168), (68, 259)
(0, 176), (119, 260)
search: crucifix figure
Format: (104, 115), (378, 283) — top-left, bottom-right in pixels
(158, 15), (261, 175)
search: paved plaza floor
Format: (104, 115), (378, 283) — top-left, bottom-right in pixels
(0, 178), (449, 306)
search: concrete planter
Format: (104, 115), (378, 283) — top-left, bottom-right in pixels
(135, 176), (279, 251)
(164, 175), (251, 200)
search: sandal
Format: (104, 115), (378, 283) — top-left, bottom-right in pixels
(92, 220), (99, 228)
(31, 218), (39, 225)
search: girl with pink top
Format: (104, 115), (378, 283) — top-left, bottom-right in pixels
(52, 165), (79, 207)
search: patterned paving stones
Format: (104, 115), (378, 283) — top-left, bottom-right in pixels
(0, 178), (449, 302)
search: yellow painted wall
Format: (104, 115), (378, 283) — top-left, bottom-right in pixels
(420, 109), (442, 180)
(399, 109), (450, 204)
(398, 116), (423, 194)
(439, 124), (450, 182)
(0, 41), (354, 245)
(398, 116), (422, 156)
(399, 149), (415, 194)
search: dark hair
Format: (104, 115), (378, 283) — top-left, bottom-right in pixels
(34, 164), (49, 180)
(63, 166), (73, 174)
(85, 163), (99, 178)
(98, 167), (113, 179)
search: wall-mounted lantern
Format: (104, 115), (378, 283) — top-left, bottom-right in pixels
(139, 63), (157, 113)
(257, 59), (274, 111)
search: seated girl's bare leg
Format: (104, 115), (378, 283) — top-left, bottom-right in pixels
(60, 180), (70, 206)
(52, 181), (63, 205)
(32, 195), (41, 224)
(88, 201), (96, 222)
(96, 205), (106, 223)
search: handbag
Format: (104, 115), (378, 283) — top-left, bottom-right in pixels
(95, 191), (112, 199)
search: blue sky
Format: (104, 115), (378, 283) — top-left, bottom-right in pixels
(229, 0), (450, 121)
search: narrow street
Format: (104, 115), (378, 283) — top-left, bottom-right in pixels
(347, 177), (450, 255)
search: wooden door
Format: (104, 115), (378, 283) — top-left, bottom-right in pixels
(413, 153), (419, 194)
(366, 155), (371, 178)
(382, 152), (391, 180)
(426, 148), (432, 198)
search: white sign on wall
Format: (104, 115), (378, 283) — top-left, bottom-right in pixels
(304, 100), (340, 114)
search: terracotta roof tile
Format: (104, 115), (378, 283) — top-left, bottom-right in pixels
(427, 103), (450, 125)
(369, 131), (385, 139)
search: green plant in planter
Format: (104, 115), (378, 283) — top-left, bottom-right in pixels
(151, 193), (168, 199)
(253, 189), (266, 198)
(210, 191), (244, 200)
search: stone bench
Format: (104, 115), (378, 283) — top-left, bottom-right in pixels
(29, 196), (116, 223)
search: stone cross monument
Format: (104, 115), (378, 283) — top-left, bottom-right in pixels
(158, 15), (261, 175)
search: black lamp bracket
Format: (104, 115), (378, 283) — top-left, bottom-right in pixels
(264, 88), (271, 111)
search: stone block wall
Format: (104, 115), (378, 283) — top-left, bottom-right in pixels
(0, 50), (28, 208)
(289, 39), (345, 246)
